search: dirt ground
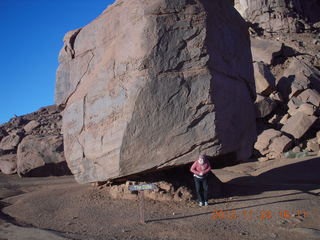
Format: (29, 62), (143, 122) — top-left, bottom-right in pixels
(1, 156), (320, 240)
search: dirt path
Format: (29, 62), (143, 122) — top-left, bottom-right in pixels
(1, 156), (320, 240)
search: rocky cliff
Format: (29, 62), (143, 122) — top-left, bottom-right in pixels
(55, 0), (257, 183)
(234, 0), (320, 35)
(0, 106), (69, 176)
(232, 0), (320, 161)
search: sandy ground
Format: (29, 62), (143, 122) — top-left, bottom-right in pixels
(1, 156), (320, 240)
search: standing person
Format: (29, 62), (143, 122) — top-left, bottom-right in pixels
(190, 154), (211, 206)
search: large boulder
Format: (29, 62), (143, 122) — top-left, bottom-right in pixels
(281, 112), (317, 139)
(251, 38), (283, 65)
(17, 135), (68, 176)
(55, 0), (257, 183)
(254, 129), (282, 155)
(297, 89), (320, 107)
(0, 133), (21, 151)
(0, 154), (17, 175)
(254, 129), (292, 159)
(253, 61), (275, 95)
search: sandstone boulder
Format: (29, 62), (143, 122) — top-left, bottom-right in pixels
(0, 160), (16, 175)
(277, 57), (320, 100)
(296, 103), (316, 116)
(17, 135), (68, 176)
(55, 0), (257, 183)
(253, 62), (275, 96)
(251, 38), (283, 65)
(23, 120), (40, 133)
(281, 112), (317, 139)
(287, 97), (304, 115)
(0, 134), (21, 151)
(297, 89), (320, 107)
(254, 129), (282, 155)
(268, 135), (292, 157)
(254, 129), (292, 159)
(0, 154), (17, 175)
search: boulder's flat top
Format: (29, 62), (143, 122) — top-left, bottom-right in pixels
(1, 156), (320, 240)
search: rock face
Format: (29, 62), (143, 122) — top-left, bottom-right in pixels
(55, 0), (257, 183)
(234, 0), (320, 34)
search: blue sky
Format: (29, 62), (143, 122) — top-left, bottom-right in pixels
(0, 0), (115, 124)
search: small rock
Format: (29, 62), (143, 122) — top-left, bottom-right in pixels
(292, 146), (301, 153)
(258, 157), (269, 162)
(268, 114), (279, 124)
(306, 138), (319, 152)
(157, 181), (173, 192)
(269, 233), (277, 238)
(269, 91), (283, 102)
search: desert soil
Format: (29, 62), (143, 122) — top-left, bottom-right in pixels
(0, 156), (320, 240)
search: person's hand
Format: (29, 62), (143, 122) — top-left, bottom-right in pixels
(199, 172), (203, 176)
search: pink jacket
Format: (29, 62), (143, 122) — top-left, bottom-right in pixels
(190, 160), (211, 176)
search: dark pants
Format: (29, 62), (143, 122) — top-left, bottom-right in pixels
(194, 176), (208, 203)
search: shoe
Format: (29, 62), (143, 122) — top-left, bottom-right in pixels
(204, 201), (208, 206)
(199, 202), (204, 206)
